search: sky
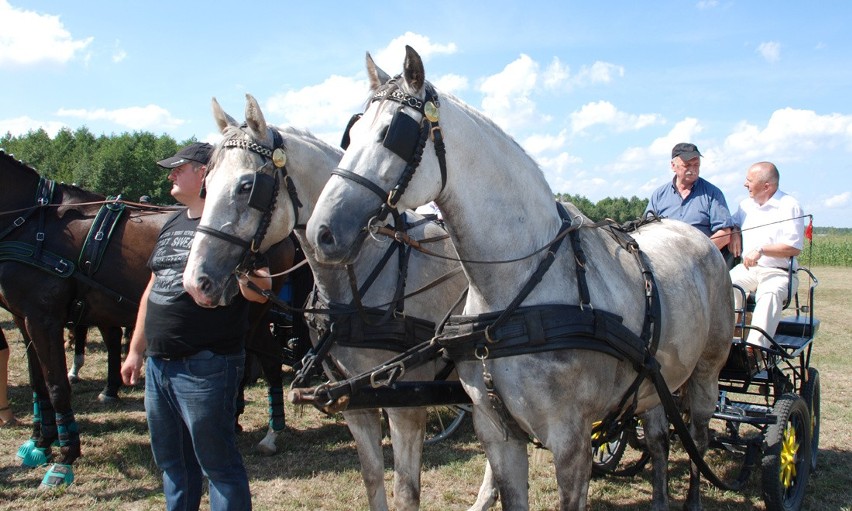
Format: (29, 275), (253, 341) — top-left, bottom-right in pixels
(2, 1), (851, 228)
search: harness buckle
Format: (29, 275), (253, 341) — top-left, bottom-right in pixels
(36, 232), (45, 242)
(94, 231), (105, 241)
(13, 216), (25, 227)
(370, 361), (405, 388)
(430, 125), (442, 141)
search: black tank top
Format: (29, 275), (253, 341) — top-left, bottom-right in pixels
(144, 209), (249, 358)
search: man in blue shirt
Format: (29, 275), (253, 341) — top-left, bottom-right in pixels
(645, 142), (734, 252)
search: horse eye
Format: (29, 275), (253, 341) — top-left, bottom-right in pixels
(239, 182), (252, 194)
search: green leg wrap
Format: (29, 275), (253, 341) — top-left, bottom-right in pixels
(40, 463), (74, 488)
(268, 387), (285, 432)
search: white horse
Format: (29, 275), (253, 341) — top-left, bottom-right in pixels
(307, 46), (734, 511)
(182, 95), (497, 511)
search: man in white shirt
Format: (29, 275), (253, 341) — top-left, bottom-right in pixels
(729, 161), (804, 349)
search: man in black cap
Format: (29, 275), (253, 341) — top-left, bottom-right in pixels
(645, 142), (735, 254)
(122, 142), (269, 511)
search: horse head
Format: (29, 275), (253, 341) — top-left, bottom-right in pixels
(184, 94), (300, 307)
(308, 46), (449, 265)
(184, 94), (342, 307)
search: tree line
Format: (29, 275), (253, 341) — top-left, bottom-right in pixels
(1, 127), (197, 205)
(2, 128), (650, 221)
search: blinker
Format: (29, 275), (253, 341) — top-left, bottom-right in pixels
(383, 110), (421, 160)
(248, 172), (276, 211)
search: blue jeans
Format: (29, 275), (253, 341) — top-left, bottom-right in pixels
(145, 350), (251, 511)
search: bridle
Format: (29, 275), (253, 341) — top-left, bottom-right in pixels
(332, 77), (448, 227)
(196, 127), (302, 272)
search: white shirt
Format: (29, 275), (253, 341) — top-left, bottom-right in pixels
(733, 190), (804, 269)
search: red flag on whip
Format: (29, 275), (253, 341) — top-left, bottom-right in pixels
(805, 216), (813, 241)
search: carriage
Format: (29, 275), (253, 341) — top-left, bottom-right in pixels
(589, 262), (820, 511)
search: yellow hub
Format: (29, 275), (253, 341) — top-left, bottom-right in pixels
(779, 423), (800, 488)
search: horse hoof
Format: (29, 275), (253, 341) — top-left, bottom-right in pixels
(255, 441), (278, 456)
(97, 392), (120, 404)
(21, 446), (52, 468)
(16, 439), (37, 460)
(40, 463), (74, 488)
(67, 373), (80, 384)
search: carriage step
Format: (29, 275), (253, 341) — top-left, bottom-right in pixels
(714, 402), (776, 425)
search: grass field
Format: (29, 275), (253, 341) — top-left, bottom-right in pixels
(0, 267), (850, 510)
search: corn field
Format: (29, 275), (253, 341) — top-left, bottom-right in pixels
(801, 233), (852, 267)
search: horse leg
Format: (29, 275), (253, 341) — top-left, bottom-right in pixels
(67, 325), (87, 384)
(681, 372), (722, 511)
(467, 459), (499, 511)
(17, 328), (56, 467)
(641, 405), (671, 511)
(23, 319), (80, 487)
(255, 352), (285, 456)
(385, 407), (427, 511)
(97, 326), (123, 403)
(472, 405), (530, 510)
(343, 408), (390, 511)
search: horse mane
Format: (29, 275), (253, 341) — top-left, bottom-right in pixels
(376, 78), (549, 192)
(0, 149), (106, 203)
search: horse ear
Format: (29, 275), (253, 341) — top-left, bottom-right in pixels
(212, 97), (239, 133)
(366, 52), (390, 91)
(244, 94), (270, 144)
(403, 45), (425, 92)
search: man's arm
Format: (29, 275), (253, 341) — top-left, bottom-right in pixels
(121, 274), (154, 386)
(709, 227), (732, 251)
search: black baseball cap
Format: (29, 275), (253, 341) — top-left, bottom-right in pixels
(156, 142), (213, 169)
(671, 142), (701, 162)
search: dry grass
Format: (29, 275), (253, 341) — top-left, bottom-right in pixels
(1, 266), (850, 510)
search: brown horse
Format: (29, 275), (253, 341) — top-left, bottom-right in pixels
(0, 149), (172, 487)
(0, 150), (294, 487)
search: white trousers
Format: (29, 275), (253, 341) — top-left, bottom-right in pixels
(730, 265), (798, 349)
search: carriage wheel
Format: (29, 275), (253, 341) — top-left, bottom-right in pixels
(424, 405), (471, 445)
(801, 367), (820, 473)
(591, 425), (628, 476)
(761, 393), (812, 511)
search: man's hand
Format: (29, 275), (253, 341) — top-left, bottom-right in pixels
(121, 352), (143, 386)
(729, 228), (742, 257)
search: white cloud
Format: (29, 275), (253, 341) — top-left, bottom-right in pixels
(479, 54), (542, 131)
(523, 130), (568, 155)
(56, 105), (184, 130)
(570, 100), (663, 134)
(540, 57), (624, 92)
(757, 41), (781, 63)
(112, 40), (127, 63)
(607, 118), (704, 175)
(825, 191), (850, 208)
(0, 115), (67, 137)
(571, 61), (625, 88)
(433, 73), (469, 95)
(266, 74), (368, 134)
(697, 0), (719, 9)
(722, 108), (852, 162)
(0, 0), (92, 67)
(372, 32), (457, 71)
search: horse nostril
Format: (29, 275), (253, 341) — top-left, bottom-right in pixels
(198, 276), (213, 294)
(317, 225), (335, 247)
